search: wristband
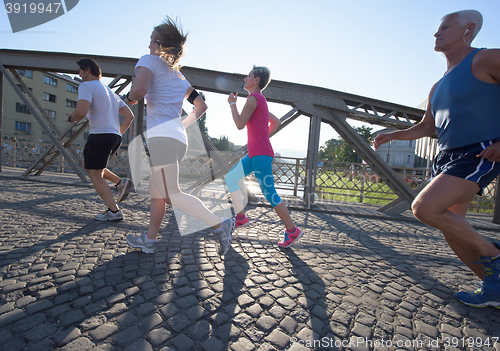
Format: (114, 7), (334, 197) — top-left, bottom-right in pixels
(229, 102), (236, 106)
(125, 92), (135, 103)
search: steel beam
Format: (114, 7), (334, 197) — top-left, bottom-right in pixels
(10, 68), (83, 165)
(0, 70), (3, 172)
(376, 180), (429, 215)
(0, 49), (136, 77)
(0, 62), (88, 182)
(317, 106), (416, 205)
(303, 114), (321, 208)
(0, 49), (425, 130)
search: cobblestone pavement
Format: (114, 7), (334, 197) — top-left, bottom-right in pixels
(1, 177), (499, 351)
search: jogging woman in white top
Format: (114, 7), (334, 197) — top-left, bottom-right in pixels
(125, 17), (234, 255)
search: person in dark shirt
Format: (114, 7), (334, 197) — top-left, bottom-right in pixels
(374, 10), (500, 308)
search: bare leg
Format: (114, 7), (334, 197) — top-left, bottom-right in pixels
(146, 198), (166, 240)
(103, 168), (121, 185)
(442, 201), (486, 278)
(273, 202), (295, 231)
(151, 164), (222, 230)
(230, 190), (245, 215)
(86, 168), (119, 211)
(412, 174), (500, 279)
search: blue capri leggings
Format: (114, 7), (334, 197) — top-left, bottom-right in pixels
(225, 155), (282, 207)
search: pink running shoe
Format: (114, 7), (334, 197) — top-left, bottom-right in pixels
(278, 227), (303, 248)
(235, 215), (250, 228)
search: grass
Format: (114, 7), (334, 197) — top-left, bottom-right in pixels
(314, 172), (496, 213)
(315, 173), (398, 205)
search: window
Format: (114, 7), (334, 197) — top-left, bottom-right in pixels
(386, 153), (391, 162)
(408, 140), (414, 147)
(407, 154), (413, 163)
(15, 121), (31, 132)
(16, 69), (33, 78)
(17, 85), (32, 94)
(66, 99), (77, 108)
(45, 109), (56, 119)
(396, 153), (403, 164)
(16, 103), (31, 114)
(397, 140), (405, 147)
(66, 83), (78, 94)
(43, 75), (58, 87)
(43, 92), (56, 102)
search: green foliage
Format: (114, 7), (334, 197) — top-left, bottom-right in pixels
(211, 135), (232, 151)
(319, 126), (373, 162)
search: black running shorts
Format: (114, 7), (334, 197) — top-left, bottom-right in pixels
(83, 133), (122, 170)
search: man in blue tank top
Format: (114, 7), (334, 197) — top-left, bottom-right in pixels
(374, 10), (500, 309)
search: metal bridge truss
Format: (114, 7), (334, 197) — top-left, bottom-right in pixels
(0, 49), (440, 215)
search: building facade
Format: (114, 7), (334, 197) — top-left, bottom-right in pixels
(414, 99), (438, 169)
(2, 70), (134, 146)
(371, 128), (416, 168)
(2, 69), (85, 142)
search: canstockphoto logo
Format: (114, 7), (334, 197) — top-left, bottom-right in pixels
(4, 0), (78, 33)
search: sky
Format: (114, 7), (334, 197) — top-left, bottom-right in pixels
(1, 0), (500, 157)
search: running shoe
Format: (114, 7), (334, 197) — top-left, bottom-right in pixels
(116, 178), (132, 203)
(278, 227), (303, 248)
(454, 284), (500, 308)
(126, 232), (157, 254)
(455, 255), (500, 308)
(95, 209), (123, 222)
(213, 218), (235, 256)
(235, 215), (250, 229)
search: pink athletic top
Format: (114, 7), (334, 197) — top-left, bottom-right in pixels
(247, 93), (274, 158)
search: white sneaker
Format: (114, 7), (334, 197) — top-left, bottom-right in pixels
(95, 209), (123, 222)
(213, 218), (235, 256)
(126, 232), (157, 254)
(116, 178), (132, 203)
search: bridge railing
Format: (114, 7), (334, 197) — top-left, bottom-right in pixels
(2, 136), (496, 213)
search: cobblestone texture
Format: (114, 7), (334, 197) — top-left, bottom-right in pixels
(1, 176), (500, 350)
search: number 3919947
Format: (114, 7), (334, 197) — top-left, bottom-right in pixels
(5, 2), (62, 14)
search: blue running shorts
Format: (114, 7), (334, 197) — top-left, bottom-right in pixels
(432, 140), (500, 195)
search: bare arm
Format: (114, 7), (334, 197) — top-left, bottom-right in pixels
(471, 48), (500, 84)
(182, 87), (208, 129)
(475, 49), (500, 162)
(373, 83), (438, 150)
(269, 112), (281, 135)
(227, 93), (257, 130)
(127, 66), (153, 103)
(68, 99), (91, 122)
(118, 105), (135, 135)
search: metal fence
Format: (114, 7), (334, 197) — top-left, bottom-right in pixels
(270, 157), (497, 213)
(2, 137), (497, 212)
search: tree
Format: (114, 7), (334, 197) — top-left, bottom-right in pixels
(211, 135), (232, 151)
(319, 126), (373, 162)
(318, 139), (341, 160)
